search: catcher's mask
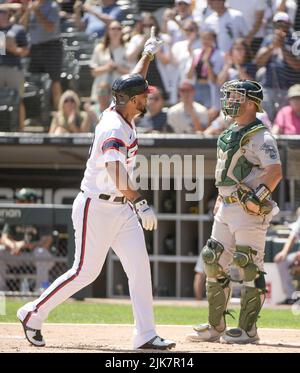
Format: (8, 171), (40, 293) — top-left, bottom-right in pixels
(112, 73), (151, 106)
(220, 79), (264, 118)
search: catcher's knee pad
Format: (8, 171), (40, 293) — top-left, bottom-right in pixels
(239, 273), (266, 332)
(233, 245), (260, 282)
(207, 278), (231, 328)
(202, 238), (226, 278)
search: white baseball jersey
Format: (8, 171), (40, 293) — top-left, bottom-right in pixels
(18, 106), (157, 349)
(80, 106), (138, 196)
(203, 8), (248, 52)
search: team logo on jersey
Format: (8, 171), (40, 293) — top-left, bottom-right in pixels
(260, 143), (278, 160)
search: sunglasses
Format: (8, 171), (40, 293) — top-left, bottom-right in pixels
(184, 28), (196, 33)
(64, 98), (75, 103)
(109, 27), (122, 30)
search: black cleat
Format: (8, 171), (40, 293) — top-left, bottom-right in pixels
(138, 336), (176, 350)
(18, 316), (45, 347)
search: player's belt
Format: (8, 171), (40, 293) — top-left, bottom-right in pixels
(80, 190), (126, 203)
(98, 194), (127, 203)
(221, 196), (238, 204)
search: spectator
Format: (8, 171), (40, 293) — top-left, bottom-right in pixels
(122, 14), (143, 43)
(276, 0), (298, 26)
(217, 38), (257, 86)
(126, 13), (175, 103)
(274, 207), (300, 304)
(49, 90), (91, 134)
(161, 0), (195, 44)
(167, 80), (209, 134)
(171, 20), (201, 92)
(193, 0), (213, 24)
(73, 0), (124, 38)
(226, 0), (267, 54)
(0, 3), (29, 131)
(90, 20), (132, 102)
(135, 86), (170, 133)
(57, 0), (76, 27)
(0, 188), (53, 292)
(187, 29), (224, 110)
(203, 0), (248, 53)
(19, 0), (63, 110)
(272, 84), (300, 134)
(255, 12), (300, 120)
(86, 81), (111, 130)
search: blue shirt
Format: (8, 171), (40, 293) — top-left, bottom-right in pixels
(83, 4), (124, 37)
(0, 24), (28, 69)
(260, 33), (300, 89)
(29, 0), (60, 45)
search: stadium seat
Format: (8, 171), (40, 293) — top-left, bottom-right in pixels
(0, 88), (19, 132)
(23, 73), (52, 128)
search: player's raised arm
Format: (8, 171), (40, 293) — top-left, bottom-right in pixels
(131, 26), (163, 78)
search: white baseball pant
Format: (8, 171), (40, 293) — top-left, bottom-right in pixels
(18, 192), (156, 348)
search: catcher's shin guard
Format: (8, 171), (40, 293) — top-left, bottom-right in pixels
(187, 278), (231, 342)
(238, 273), (266, 332)
(207, 277), (231, 328)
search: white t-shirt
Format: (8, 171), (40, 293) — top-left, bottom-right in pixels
(89, 43), (133, 101)
(80, 106), (137, 196)
(226, 0), (266, 38)
(172, 38), (202, 86)
(291, 216), (300, 240)
(203, 8), (249, 52)
(167, 101), (209, 134)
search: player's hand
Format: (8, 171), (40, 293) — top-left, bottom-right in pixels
(143, 26), (163, 58)
(274, 250), (287, 263)
(134, 198), (157, 231)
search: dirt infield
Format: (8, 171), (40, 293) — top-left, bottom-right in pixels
(1, 323), (300, 353)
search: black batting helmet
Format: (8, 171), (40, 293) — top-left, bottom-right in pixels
(112, 73), (150, 105)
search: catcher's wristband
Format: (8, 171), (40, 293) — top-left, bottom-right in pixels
(142, 50), (154, 61)
(254, 184), (271, 202)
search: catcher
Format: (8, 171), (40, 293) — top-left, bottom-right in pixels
(187, 79), (282, 344)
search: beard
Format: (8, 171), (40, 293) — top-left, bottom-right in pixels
(136, 102), (147, 118)
(137, 107), (147, 118)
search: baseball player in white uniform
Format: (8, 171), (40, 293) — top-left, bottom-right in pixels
(17, 27), (176, 351)
(187, 79), (282, 344)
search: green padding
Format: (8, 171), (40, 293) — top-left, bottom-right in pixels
(202, 238), (226, 278)
(233, 246), (260, 282)
(239, 286), (263, 332)
(207, 278), (231, 327)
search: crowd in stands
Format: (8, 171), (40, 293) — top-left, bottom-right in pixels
(1, 0), (300, 134)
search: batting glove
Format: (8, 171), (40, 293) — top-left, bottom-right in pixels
(142, 26), (163, 60)
(134, 197), (157, 231)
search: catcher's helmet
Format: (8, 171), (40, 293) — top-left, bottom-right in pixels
(112, 73), (150, 105)
(15, 188), (38, 202)
(220, 79), (263, 118)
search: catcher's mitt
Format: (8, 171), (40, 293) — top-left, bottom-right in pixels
(237, 183), (273, 216)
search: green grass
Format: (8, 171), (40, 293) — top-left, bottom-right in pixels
(1, 299), (299, 329)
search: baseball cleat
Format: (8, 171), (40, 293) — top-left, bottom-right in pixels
(138, 336), (176, 350)
(220, 327), (259, 344)
(186, 324), (225, 342)
(17, 312), (45, 347)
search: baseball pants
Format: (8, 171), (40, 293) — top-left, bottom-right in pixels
(210, 202), (273, 278)
(18, 192), (156, 348)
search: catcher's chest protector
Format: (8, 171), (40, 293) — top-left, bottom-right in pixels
(215, 120), (265, 187)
